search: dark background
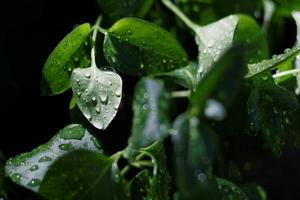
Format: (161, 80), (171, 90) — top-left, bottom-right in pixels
(0, 1), (300, 200)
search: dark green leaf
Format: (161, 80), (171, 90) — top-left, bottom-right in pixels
(191, 46), (247, 117)
(172, 113), (220, 200)
(71, 66), (122, 129)
(217, 178), (248, 200)
(160, 61), (198, 89)
(125, 78), (171, 156)
(104, 18), (188, 76)
(39, 150), (119, 200)
(5, 124), (103, 191)
(41, 23), (91, 95)
(241, 183), (267, 200)
(96, 0), (153, 21)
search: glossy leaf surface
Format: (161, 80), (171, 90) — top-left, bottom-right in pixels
(5, 124), (103, 191)
(104, 18), (188, 76)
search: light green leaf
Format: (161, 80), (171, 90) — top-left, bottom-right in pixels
(125, 78), (171, 157)
(41, 23), (91, 95)
(5, 124), (103, 192)
(172, 113), (220, 200)
(190, 46), (246, 117)
(96, 0), (153, 21)
(160, 61), (198, 89)
(104, 18), (188, 76)
(71, 66), (122, 130)
(39, 150), (120, 200)
(217, 178), (248, 200)
(246, 47), (300, 79)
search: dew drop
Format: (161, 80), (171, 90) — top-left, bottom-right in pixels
(204, 99), (227, 121)
(29, 165), (39, 172)
(59, 143), (74, 151)
(27, 179), (41, 187)
(100, 91), (108, 103)
(115, 87), (122, 97)
(38, 156), (52, 162)
(207, 40), (215, 47)
(11, 173), (22, 183)
(84, 72), (91, 78)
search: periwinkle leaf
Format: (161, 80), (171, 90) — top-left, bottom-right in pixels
(71, 65), (122, 130)
(125, 78), (171, 157)
(41, 23), (91, 95)
(104, 18), (188, 76)
(5, 124), (103, 192)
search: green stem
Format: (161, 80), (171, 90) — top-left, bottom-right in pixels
(162, 0), (198, 32)
(273, 68), (300, 79)
(120, 165), (131, 176)
(171, 90), (191, 98)
(132, 161), (154, 168)
(91, 16), (103, 67)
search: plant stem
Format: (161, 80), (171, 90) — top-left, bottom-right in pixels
(91, 16), (103, 67)
(120, 165), (131, 176)
(171, 90), (191, 98)
(162, 0), (198, 32)
(273, 68), (300, 79)
(132, 160), (154, 168)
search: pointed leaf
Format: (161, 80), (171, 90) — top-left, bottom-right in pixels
(71, 66), (122, 129)
(172, 114), (220, 200)
(125, 78), (171, 156)
(191, 46), (247, 117)
(104, 18), (188, 76)
(41, 23), (91, 95)
(5, 124), (103, 191)
(39, 150), (118, 200)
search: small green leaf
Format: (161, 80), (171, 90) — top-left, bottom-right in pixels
(217, 178), (248, 200)
(104, 18), (188, 76)
(41, 23), (91, 95)
(125, 78), (171, 156)
(241, 183), (267, 200)
(5, 124), (103, 191)
(191, 46), (246, 117)
(160, 61), (198, 89)
(96, 0), (153, 21)
(172, 113), (220, 200)
(39, 150), (119, 200)
(71, 66), (122, 130)
(246, 47), (300, 79)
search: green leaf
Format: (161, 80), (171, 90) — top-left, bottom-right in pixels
(125, 78), (171, 157)
(246, 47), (300, 79)
(5, 124), (103, 191)
(160, 61), (198, 89)
(134, 141), (171, 200)
(71, 66), (122, 129)
(217, 178), (248, 200)
(41, 23), (91, 95)
(103, 18), (188, 76)
(172, 113), (220, 200)
(241, 183), (267, 200)
(39, 150), (120, 200)
(247, 83), (298, 154)
(96, 0), (153, 21)
(191, 46), (246, 117)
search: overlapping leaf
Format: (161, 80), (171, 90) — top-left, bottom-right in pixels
(5, 124), (103, 191)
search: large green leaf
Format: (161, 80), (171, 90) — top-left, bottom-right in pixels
(39, 150), (122, 200)
(41, 23), (91, 95)
(131, 141), (171, 200)
(217, 178), (248, 200)
(125, 78), (171, 157)
(5, 124), (103, 191)
(246, 47), (300, 79)
(247, 83), (298, 154)
(190, 46), (246, 117)
(103, 18), (188, 76)
(172, 113), (220, 200)
(71, 66), (122, 129)
(96, 0), (153, 21)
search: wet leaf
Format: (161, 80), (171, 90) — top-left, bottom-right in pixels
(96, 0), (153, 22)
(71, 66), (122, 130)
(125, 78), (171, 157)
(5, 124), (103, 192)
(41, 23), (91, 95)
(172, 113), (220, 200)
(39, 150), (119, 200)
(104, 18), (188, 76)
(191, 46), (247, 117)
